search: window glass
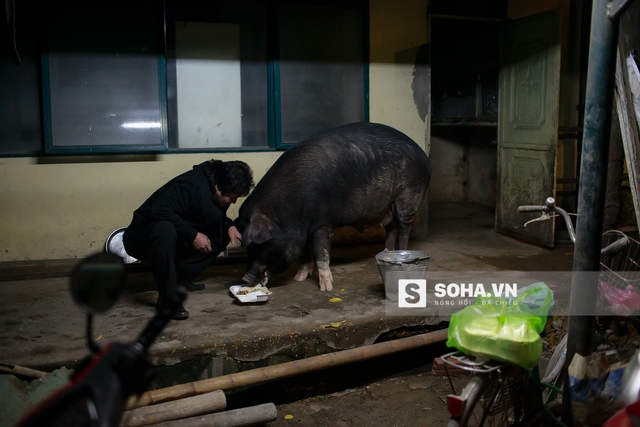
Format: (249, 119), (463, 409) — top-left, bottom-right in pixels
(175, 22), (243, 148)
(0, 0), (43, 156)
(167, 1), (269, 149)
(43, 1), (166, 153)
(4, 1), (366, 156)
(278, 3), (365, 144)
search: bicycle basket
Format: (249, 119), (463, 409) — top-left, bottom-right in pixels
(598, 231), (640, 314)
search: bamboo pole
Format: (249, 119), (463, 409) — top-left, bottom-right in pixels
(126, 328), (448, 410)
(0, 362), (47, 379)
(149, 403), (277, 427)
(121, 390), (226, 427)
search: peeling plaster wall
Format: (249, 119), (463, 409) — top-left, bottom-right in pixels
(429, 135), (466, 203)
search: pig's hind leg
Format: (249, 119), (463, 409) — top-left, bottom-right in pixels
(294, 243), (314, 281)
(393, 186), (427, 250)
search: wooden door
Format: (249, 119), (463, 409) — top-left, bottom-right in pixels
(496, 9), (561, 247)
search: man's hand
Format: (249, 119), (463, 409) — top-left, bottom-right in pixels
(228, 226), (242, 245)
(192, 232), (212, 253)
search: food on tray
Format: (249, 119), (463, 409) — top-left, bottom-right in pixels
(235, 284), (270, 295)
(229, 283), (272, 303)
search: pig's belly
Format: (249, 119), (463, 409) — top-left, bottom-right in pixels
(344, 207), (394, 233)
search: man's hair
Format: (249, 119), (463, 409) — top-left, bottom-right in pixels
(210, 160), (254, 197)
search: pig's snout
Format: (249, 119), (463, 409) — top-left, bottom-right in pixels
(242, 268), (268, 285)
(242, 272), (259, 284)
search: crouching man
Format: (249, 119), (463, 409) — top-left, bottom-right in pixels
(123, 159), (254, 320)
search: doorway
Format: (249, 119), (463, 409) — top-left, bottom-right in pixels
(428, 3), (565, 248)
(428, 6), (502, 233)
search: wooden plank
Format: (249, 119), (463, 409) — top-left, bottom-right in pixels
(0, 259), (80, 281)
(0, 248), (248, 282)
(615, 49), (640, 229)
(627, 52), (640, 127)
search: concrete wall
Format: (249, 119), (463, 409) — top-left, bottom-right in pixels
(429, 127), (497, 206)
(0, 1), (431, 262)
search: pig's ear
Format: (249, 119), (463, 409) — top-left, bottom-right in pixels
(243, 213), (276, 245)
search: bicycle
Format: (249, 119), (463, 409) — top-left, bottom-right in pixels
(441, 197), (640, 426)
(441, 350), (563, 427)
(522, 198), (640, 351)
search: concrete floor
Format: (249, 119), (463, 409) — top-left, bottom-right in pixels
(0, 202), (574, 382)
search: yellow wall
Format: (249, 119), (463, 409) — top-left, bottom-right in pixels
(369, 0), (430, 152)
(0, 1), (431, 262)
(0, 153), (280, 261)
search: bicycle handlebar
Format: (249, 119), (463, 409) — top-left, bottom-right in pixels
(601, 235), (630, 256)
(518, 205), (547, 213)
(518, 197), (576, 245)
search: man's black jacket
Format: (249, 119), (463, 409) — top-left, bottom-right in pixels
(128, 161), (234, 247)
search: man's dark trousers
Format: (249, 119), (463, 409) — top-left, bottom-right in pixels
(123, 221), (228, 298)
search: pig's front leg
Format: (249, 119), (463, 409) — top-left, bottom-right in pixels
(294, 244), (314, 281)
(312, 227), (333, 291)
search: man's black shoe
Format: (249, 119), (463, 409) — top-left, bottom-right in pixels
(182, 282), (205, 292)
(156, 296), (189, 320)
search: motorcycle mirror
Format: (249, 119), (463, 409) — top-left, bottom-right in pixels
(71, 252), (126, 315)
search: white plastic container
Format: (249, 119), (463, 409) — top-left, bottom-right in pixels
(229, 285), (272, 303)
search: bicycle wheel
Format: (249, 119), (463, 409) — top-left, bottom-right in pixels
(448, 365), (542, 427)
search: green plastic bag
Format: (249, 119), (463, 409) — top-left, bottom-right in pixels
(446, 282), (554, 371)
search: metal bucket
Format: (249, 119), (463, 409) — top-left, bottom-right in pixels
(375, 250), (430, 302)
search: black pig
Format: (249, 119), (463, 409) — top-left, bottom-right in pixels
(236, 122), (431, 291)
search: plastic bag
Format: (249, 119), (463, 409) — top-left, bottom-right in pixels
(542, 333), (567, 383)
(446, 282), (554, 371)
(599, 280), (640, 311)
(569, 351), (630, 427)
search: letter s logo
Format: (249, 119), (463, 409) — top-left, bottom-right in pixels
(405, 283), (421, 302)
(398, 279), (427, 308)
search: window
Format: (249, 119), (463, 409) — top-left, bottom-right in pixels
(43, 1), (167, 154)
(1, 1), (367, 156)
(0, 0), (44, 156)
(165, 0), (270, 150)
(276, 2), (366, 146)
(166, 0), (367, 151)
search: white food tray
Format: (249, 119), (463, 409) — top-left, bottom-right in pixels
(229, 284), (272, 303)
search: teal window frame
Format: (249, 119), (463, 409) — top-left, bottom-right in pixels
(42, 56), (169, 155)
(37, 0), (369, 155)
(41, 0), (169, 155)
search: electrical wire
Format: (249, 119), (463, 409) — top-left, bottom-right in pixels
(9, 0), (21, 65)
